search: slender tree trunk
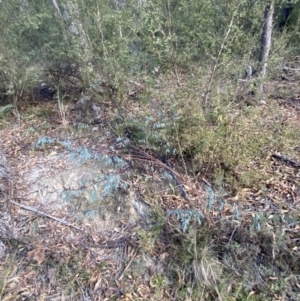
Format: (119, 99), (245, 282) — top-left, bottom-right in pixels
(259, 0), (274, 79)
(50, 0), (63, 18)
(50, 0), (92, 64)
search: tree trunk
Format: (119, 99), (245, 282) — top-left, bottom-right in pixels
(50, 0), (92, 64)
(50, 0), (63, 18)
(259, 0), (274, 79)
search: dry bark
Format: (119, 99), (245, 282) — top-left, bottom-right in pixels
(259, 0), (274, 79)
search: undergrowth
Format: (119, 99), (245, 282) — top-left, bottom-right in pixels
(0, 1), (299, 299)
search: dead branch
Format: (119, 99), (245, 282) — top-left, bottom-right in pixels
(271, 153), (300, 169)
(10, 200), (83, 231)
(126, 147), (191, 202)
(116, 249), (138, 280)
(283, 65), (300, 72)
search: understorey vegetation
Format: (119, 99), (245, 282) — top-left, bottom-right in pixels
(0, 0), (300, 300)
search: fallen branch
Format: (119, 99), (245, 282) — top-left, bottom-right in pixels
(125, 147), (191, 202)
(10, 199), (83, 231)
(271, 153), (300, 169)
(283, 65), (300, 72)
(116, 248), (138, 280)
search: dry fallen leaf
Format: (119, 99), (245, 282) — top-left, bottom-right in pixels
(27, 247), (46, 265)
(159, 252), (169, 261)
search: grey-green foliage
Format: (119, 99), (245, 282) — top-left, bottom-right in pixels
(167, 209), (203, 232)
(0, 0), (83, 104)
(206, 185), (226, 213)
(0, 104), (13, 118)
(34, 136), (131, 205)
(0, 0), (263, 75)
(34, 136), (72, 149)
(68, 146), (92, 164)
(1, 0), (299, 106)
(61, 173), (122, 203)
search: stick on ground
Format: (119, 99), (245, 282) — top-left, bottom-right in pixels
(10, 199), (83, 231)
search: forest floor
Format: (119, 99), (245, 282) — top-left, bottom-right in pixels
(0, 72), (299, 301)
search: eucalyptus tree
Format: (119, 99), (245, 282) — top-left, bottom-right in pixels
(259, 0), (274, 80)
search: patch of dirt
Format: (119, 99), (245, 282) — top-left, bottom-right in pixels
(0, 110), (199, 300)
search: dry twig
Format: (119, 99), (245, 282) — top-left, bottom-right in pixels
(10, 199), (83, 231)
